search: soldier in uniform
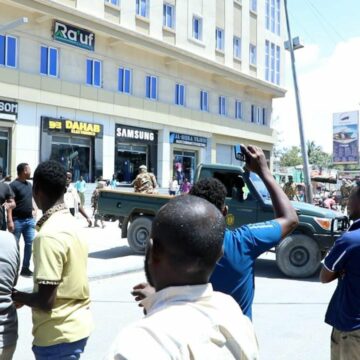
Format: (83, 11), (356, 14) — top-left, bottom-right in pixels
(340, 179), (353, 212)
(283, 175), (297, 200)
(132, 165), (158, 194)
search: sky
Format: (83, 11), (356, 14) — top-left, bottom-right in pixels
(272, 0), (360, 153)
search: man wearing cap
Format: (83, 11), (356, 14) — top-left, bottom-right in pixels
(132, 165), (157, 194)
(283, 176), (296, 200)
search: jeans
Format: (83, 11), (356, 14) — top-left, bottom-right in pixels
(13, 217), (35, 269)
(32, 338), (88, 360)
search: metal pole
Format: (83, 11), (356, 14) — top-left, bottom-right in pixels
(283, 0), (313, 203)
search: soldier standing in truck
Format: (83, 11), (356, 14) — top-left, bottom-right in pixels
(132, 165), (157, 194)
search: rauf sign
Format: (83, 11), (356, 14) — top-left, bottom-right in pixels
(53, 21), (95, 51)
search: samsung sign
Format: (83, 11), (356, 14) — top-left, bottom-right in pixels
(115, 124), (157, 143)
(0, 100), (18, 121)
(53, 21), (95, 51)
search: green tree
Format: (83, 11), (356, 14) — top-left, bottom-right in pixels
(279, 146), (302, 167)
(306, 141), (332, 168)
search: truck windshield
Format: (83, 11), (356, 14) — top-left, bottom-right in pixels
(250, 172), (271, 200)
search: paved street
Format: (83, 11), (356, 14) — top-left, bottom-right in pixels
(13, 212), (337, 360)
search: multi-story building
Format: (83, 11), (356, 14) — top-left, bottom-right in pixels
(0, 0), (285, 186)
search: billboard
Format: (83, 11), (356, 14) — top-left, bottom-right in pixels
(333, 111), (359, 164)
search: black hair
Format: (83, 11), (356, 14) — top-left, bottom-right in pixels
(17, 163), (29, 175)
(33, 160), (67, 202)
(189, 177), (227, 211)
(152, 195), (225, 271)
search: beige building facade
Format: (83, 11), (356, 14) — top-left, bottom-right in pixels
(0, 0), (285, 185)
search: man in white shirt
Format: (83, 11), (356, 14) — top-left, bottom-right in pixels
(168, 176), (179, 196)
(106, 195), (258, 360)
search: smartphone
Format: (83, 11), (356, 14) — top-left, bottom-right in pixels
(234, 144), (247, 162)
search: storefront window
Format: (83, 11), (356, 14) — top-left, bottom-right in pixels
(0, 130), (9, 177)
(173, 150), (197, 184)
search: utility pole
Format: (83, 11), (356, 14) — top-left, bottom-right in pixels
(283, 0), (313, 203)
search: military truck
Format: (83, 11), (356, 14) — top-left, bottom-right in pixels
(98, 163), (348, 278)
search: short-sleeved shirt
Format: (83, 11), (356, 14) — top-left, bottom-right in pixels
(323, 220), (360, 331)
(210, 220), (282, 320)
(0, 183), (14, 229)
(9, 179), (33, 219)
(75, 180), (86, 193)
(64, 184), (80, 211)
(32, 209), (93, 346)
(0, 231), (19, 348)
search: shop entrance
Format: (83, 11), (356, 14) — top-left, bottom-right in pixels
(50, 136), (92, 182)
(173, 150), (197, 184)
(0, 129), (9, 176)
(115, 144), (147, 183)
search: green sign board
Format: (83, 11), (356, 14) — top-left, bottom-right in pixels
(53, 21), (95, 51)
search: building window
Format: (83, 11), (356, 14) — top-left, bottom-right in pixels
(235, 100), (243, 119)
(192, 16), (203, 41)
(0, 35), (17, 68)
(262, 107), (266, 125)
(251, 105), (266, 124)
(265, 40), (280, 85)
(118, 67), (132, 94)
(105, 0), (119, 5)
(219, 96), (226, 116)
(40, 46), (58, 77)
(163, 3), (175, 29)
(216, 28), (224, 51)
(251, 105), (257, 123)
(175, 84), (185, 106)
(146, 75), (157, 100)
(266, 0), (280, 35)
(200, 90), (208, 111)
(233, 36), (241, 59)
(249, 44), (257, 66)
(136, 0), (149, 18)
(250, 0), (257, 12)
(86, 59), (101, 87)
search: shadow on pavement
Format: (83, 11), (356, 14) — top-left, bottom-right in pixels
(89, 246), (138, 259)
(254, 258), (321, 282)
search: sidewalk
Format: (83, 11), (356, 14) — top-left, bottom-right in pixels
(17, 214), (144, 291)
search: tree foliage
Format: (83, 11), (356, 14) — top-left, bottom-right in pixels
(279, 146), (302, 167)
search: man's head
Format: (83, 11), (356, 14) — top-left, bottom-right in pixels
(17, 163), (31, 179)
(347, 186), (360, 221)
(80, 175), (84, 181)
(139, 165), (147, 173)
(66, 171), (72, 186)
(33, 161), (67, 211)
(145, 195), (225, 291)
(189, 178), (227, 215)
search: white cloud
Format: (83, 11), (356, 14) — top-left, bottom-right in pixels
(273, 37), (360, 153)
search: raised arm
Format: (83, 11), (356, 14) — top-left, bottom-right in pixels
(243, 145), (299, 238)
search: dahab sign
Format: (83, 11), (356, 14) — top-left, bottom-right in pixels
(53, 21), (95, 51)
(333, 111), (359, 164)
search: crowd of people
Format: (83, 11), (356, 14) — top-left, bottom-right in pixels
(0, 145), (359, 359)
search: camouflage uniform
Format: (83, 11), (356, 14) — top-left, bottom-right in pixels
(133, 172), (157, 194)
(340, 183), (352, 212)
(283, 181), (297, 200)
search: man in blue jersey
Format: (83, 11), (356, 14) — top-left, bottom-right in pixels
(132, 145), (298, 319)
(320, 186), (360, 360)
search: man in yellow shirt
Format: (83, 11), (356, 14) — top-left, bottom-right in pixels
(12, 160), (93, 359)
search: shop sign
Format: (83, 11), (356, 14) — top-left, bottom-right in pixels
(170, 132), (207, 148)
(116, 125), (156, 142)
(42, 117), (103, 137)
(0, 100), (18, 121)
(53, 21), (95, 51)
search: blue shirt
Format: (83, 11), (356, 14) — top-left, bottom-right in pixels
(75, 180), (86, 193)
(324, 220), (360, 331)
(210, 220), (282, 319)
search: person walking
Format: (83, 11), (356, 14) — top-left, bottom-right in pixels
(64, 172), (92, 227)
(12, 160), (93, 360)
(283, 175), (297, 200)
(132, 145), (298, 320)
(0, 231), (19, 360)
(107, 196), (258, 359)
(180, 178), (192, 194)
(132, 165), (157, 194)
(168, 176), (179, 196)
(9, 163), (36, 277)
(320, 186), (360, 360)
(91, 182), (105, 228)
(75, 176), (86, 207)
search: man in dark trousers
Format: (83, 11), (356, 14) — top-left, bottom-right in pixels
(132, 145), (298, 320)
(320, 186), (360, 360)
(9, 163), (36, 277)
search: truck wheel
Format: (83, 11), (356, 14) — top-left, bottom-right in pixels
(276, 234), (321, 278)
(127, 217), (153, 254)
